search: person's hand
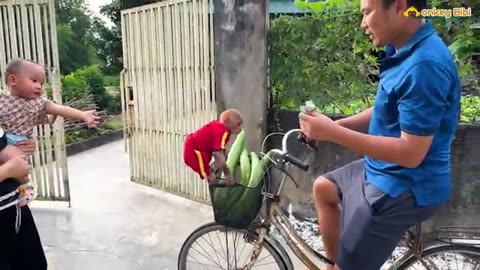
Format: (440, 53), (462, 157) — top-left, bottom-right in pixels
(82, 110), (100, 128)
(4, 157), (31, 184)
(299, 112), (338, 141)
(15, 139), (37, 156)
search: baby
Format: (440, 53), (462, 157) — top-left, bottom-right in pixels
(183, 109), (243, 186)
(0, 58), (100, 205)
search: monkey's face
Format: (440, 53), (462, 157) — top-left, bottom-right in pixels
(229, 120), (243, 134)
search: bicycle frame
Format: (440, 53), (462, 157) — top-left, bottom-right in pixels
(196, 128), (480, 270)
(238, 128), (335, 270)
(267, 199), (332, 269)
(243, 128), (429, 270)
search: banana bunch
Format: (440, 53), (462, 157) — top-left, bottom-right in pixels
(226, 130), (271, 188)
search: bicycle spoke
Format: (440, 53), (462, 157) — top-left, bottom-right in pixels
(188, 232), (233, 268)
(207, 232), (224, 264)
(189, 244), (223, 268)
(472, 260), (480, 270)
(233, 231), (240, 268)
(252, 253), (283, 268)
(236, 236), (249, 263)
(214, 229), (228, 263)
(186, 258), (222, 270)
(181, 224), (286, 269)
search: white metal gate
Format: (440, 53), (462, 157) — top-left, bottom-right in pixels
(121, 0), (216, 203)
(0, 0), (70, 203)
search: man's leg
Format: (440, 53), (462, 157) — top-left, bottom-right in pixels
(312, 159), (364, 268)
(325, 160), (439, 270)
(312, 177), (340, 262)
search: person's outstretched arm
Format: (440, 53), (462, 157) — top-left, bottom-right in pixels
(46, 102), (99, 128)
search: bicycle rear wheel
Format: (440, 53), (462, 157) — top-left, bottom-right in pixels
(178, 222), (288, 270)
(394, 243), (480, 270)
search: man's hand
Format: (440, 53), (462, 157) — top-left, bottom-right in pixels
(14, 139), (37, 156)
(4, 157), (31, 184)
(82, 110), (100, 128)
(299, 111), (338, 141)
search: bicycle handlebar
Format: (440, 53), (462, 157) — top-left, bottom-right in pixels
(280, 128), (309, 172)
(284, 153), (309, 171)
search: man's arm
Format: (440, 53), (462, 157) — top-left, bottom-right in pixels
(328, 127), (432, 168)
(46, 102), (85, 121)
(335, 107), (373, 132)
(329, 62), (452, 168)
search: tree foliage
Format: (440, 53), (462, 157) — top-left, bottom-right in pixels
(93, 0), (157, 74)
(270, 0), (479, 121)
(55, 0), (101, 74)
(269, 0), (379, 115)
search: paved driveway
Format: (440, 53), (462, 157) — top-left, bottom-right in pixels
(30, 140), (213, 270)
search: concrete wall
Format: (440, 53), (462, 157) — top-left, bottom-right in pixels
(268, 110), (480, 232)
(213, 0), (268, 152)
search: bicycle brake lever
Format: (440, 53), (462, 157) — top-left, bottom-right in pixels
(297, 132), (318, 151)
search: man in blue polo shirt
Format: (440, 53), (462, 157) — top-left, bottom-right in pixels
(298, 0), (461, 269)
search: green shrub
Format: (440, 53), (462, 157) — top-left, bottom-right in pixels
(103, 75), (120, 87)
(268, 1), (379, 115)
(60, 65), (111, 110)
(60, 73), (88, 101)
(269, 0), (479, 123)
(105, 86), (122, 114)
(73, 65), (110, 110)
(461, 95), (480, 123)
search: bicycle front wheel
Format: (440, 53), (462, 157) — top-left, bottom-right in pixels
(178, 222), (288, 270)
(394, 243), (480, 270)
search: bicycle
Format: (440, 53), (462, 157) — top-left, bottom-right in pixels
(178, 128), (480, 269)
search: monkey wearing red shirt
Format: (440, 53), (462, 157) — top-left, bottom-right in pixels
(183, 109), (243, 186)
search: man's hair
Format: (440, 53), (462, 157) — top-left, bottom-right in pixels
(219, 108), (243, 128)
(5, 58), (43, 84)
(382, 0), (428, 10)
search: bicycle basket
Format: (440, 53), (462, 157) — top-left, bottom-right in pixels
(209, 178), (265, 229)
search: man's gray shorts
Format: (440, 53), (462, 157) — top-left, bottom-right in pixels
(323, 159), (440, 270)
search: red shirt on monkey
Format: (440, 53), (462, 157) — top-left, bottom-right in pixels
(183, 109), (243, 185)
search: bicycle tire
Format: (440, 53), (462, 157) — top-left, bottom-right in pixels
(178, 222), (289, 270)
(393, 243), (480, 270)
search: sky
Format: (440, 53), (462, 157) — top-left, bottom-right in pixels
(85, 0), (114, 26)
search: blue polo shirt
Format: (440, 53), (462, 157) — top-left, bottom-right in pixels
(365, 20), (461, 207)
